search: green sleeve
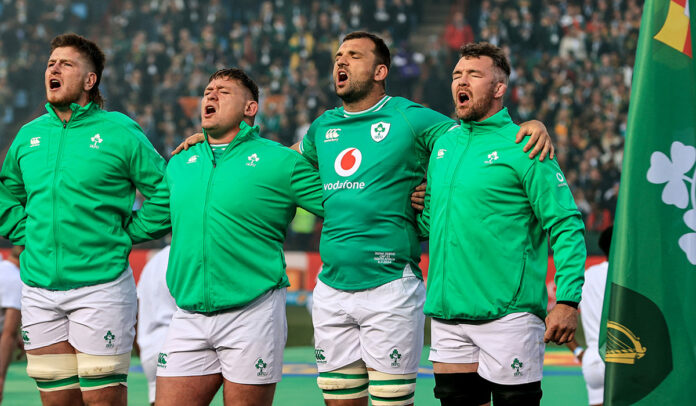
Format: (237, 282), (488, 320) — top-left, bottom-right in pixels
(125, 130), (171, 243)
(0, 181), (26, 244)
(0, 137), (27, 205)
(298, 121), (319, 166)
(522, 159), (586, 303)
(290, 153), (324, 218)
(402, 104), (457, 154)
(416, 164), (432, 240)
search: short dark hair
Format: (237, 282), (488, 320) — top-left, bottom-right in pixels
(208, 68), (259, 102)
(598, 225), (613, 257)
(50, 33), (105, 107)
(459, 42), (511, 83)
(342, 31), (391, 70)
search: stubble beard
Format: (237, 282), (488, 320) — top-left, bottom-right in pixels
(47, 86), (84, 108)
(457, 86), (496, 122)
(335, 78), (373, 104)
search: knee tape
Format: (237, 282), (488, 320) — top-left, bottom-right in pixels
(433, 372), (491, 406)
(368, 370), (417, 406)
(492, 381), (542, 406)
(26, 353), (80, 392)
(76, 352), (130, 391)
(317, 361), (369, 400)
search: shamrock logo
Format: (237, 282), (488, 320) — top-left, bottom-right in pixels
(647, 141), (696, 264)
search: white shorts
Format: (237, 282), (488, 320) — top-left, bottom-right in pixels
(312, 276), (426, 374)
(21, 269), (137, 355)
(429, 312), (545, 385)
(141, 353), (158, 404)
(581, 347), (605, 405)
(157, 288), (287, 384)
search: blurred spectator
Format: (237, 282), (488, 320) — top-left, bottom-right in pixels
(443, 11), (474, 60)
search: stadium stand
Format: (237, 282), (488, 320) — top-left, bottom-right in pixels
(0, 0), (636, 251)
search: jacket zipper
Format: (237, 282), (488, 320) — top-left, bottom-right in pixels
(53, 119), (69, 285)
(202, 146), (217, 311)
(441, 123), (472, 314)
(202, 130), (247, 311)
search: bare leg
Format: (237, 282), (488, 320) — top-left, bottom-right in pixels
(222, 379), (276, 406)
(155, 374), (223, 406)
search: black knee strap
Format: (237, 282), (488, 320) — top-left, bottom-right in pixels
(491, 381), (542, 406)
(433, 373), (491, 406)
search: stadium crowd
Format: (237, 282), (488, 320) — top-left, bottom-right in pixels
(0, 0), (637, 249)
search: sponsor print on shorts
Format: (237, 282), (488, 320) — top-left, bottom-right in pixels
(315, 348), (327, 364)
(255, 358), (269, 376)
(511, 358), (524, 376)
(389, 348), (402, 367)
(157, 353), (168, 368)
(104, 330), (116, 349)
(22, 330), (30, 345)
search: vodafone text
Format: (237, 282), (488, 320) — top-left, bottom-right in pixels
(323, 180), (366, 190)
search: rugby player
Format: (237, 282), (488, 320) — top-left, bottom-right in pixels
(0, 33), (166, 405)
(418, 42), (586, 406)
(126, 68), (324, 406)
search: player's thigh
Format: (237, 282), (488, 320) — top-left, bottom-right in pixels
(222, 380), (276, 406)
(358, 277), (425, 374)
(20, 283), (69, 350)
(156, 374), (223, 406)
(312, 280), (361, 372)
(474, 313), (545, 385)
(66, 270), (137, 355)
(216, 289), (286, 385)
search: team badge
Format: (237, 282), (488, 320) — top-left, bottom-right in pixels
(371, 121), (390, 142)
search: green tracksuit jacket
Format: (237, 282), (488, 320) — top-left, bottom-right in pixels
(127, 122), (324, 312)
(0, 102), (166, 290)
(418, 108), (586, 321)
(0, 181), (25, 243)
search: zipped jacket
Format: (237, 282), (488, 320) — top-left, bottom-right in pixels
(127, 122), (324, 312)
(1, 102), (166, 290)
(418, 108), (586, 321)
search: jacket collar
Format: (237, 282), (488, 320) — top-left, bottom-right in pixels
(45, 102), (97, 123)
(459, 107), (513, 134)
(203, 121), (260, 149)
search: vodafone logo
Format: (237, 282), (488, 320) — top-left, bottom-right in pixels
(334, 148), (362, 177)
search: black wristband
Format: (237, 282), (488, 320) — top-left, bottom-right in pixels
(557, 301), (579, 309)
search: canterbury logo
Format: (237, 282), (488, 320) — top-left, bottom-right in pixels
(30, 137), (41, 147)
(325, 128), (341, 142)
(187, 155), (199, 164)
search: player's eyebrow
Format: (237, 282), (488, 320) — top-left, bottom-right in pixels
(335, 49), (363, 58)
(452, 68), (484, 76)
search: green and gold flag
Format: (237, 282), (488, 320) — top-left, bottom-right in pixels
(600, 0), (696, 404)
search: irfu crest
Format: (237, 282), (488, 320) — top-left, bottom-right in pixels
(371, 122), (390, 142)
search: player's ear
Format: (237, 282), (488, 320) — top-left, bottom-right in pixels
(494, 81), (507, 99)
(374, 64), (388, 82)
(244, 100), (258, 118)
(84, 72), (97, 92)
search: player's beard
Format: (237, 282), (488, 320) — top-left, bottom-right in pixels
(335, 77), (373, 104)
(457, 84), (496, 122)
(46, 84), (85, 108)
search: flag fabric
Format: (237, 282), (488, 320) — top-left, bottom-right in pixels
(599, 0), (696, 405)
